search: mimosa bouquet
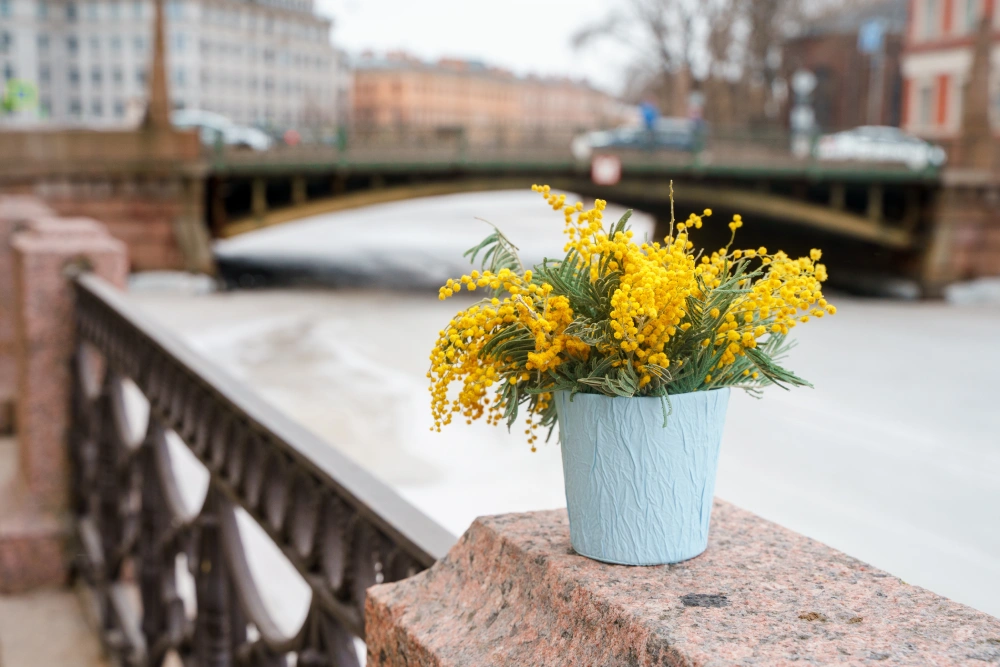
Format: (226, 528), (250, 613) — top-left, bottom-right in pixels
(429, 184), (834, 449)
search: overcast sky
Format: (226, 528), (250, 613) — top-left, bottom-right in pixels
(314, 0), (631, 93)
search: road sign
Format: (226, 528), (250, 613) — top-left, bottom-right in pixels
(858, 19), (885, 54)
(592, 155), (621, 186)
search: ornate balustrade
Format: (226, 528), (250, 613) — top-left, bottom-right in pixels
(70, 273), (455, 666)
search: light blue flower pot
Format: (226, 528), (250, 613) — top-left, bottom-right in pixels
(556, 388), (730, 566)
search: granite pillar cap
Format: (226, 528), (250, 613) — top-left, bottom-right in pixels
(366, 501), (1000, 666)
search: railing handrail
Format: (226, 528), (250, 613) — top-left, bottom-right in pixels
(74, 272), (455, 565)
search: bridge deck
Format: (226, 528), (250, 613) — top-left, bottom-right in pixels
(209, 147), (942, 184)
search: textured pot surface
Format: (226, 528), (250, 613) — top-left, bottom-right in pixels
(556, 389), (730, 565)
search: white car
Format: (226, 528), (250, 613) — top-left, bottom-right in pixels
(171, 109), (272, 151)
(816, 126), (946, 170)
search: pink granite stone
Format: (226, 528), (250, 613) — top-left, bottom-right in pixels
(0, 196), (54, 433)
(0, 216), (127, 592)
(10, 219), (127, 511)
(366, 501), (1000, 666)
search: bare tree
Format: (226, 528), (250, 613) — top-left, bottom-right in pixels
(574, 0), (709, 116)
(574, 0), (852, 126)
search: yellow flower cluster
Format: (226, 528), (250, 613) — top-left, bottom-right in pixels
(429, 263), (588, 447)
(428, 184), (833, 449)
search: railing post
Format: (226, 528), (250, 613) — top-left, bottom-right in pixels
(251, 177), (268, 222)
(0, 211), (127, 593)
(829, 183), (846, 210)
(331, 173), (346, 196)
(0, 196), (53, 433)
(292, 175), (308, 206)
(867, 184), (884, 225)
(193, 490), (234, 667)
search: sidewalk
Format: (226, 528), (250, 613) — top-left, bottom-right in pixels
(0, 586), (109, 667)
(0, 433), (108, 667)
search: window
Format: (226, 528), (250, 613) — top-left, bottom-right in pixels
(166, 0), (181, 19)
(36, 1), (48, 19)
(69, 66), (80, 85)
(39, 64), (50, 83)
(133, 36), (145, 52)
(964, 0), (979, 31)
(66, 1), (78, 21)
(111, 36), (121, 51)
(67, 36), (79, 54)
(923, 0), (938, 38)
(136, 68), (146, 85)
(114, 100), (124, 117)
(173, 67), (185, 87)
(37, 34), (49, 51)
(112, 67), (122, 84)
(918, 84), (934, 125)
(133, 0), (143, 18)
(109, 0), (119, 19)
(2, 63), (14, 81)
(90, 36), (99, 51)
(69, 98), (82, 116)
(91, 99), (102, 116)
(40, 97), (50, 116)
(86, 1), (97, 19)
(171, 33), (185, 52)
(91, 66), (102, 84)
(0, 31), (10, 55)
(0, 0), (10, 18)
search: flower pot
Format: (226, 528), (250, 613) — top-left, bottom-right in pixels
(555, 388), (730, 566)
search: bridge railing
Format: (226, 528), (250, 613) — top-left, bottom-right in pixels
(70, 272), (455, 666)
(211, 123), (933, 177)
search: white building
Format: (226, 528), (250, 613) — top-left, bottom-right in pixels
(900, 0), (999, 140)
(0, 0), (347, 129)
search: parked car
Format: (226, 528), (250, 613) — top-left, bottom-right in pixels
(816, 126), (946, 170)
(572, 118), (700, 160)
(171, 109), (272, 151)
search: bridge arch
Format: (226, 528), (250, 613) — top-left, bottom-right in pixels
(216, 175), (918, 252)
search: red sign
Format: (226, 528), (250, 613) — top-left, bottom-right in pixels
(591, 155), (622, 186)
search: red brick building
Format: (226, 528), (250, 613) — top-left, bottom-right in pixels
(783, 0), (908, 131)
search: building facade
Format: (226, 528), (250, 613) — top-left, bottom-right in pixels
(352, 53), (625, 146)
(901, 0), (999, 140)
(782, 0), (908, 131)
(0, 0), (344, 129)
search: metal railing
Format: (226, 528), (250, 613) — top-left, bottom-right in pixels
(209, 124), (943, 181)
(70, 273), (455, 666)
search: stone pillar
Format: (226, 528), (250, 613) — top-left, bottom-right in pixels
(0, 197), (54, 433)
(920, 176), (1000, 293)
(366, 502), (1000, 665)
(0, 215), (127, 593)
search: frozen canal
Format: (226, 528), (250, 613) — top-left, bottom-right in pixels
(130, 191), (1000, 621)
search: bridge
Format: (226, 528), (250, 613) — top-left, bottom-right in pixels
(2, 122), (995, 294)
(204, 136), (936, 286)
